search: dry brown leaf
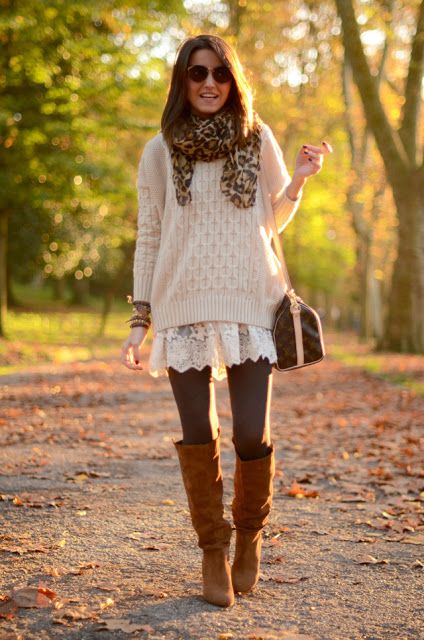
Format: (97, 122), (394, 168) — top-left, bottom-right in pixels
(38, 586), (57, 600)
(143, 589), (168, 598)
(265, 555), (286, 564)
(0, 596), (18, 619)
(100, 618), (154, 633)
(69, 472), (89, 483)
(339, 491), (375, 503)
(218, 633), (234, 640)
(54, 605), (99, 622)
(126, 532), (144, 540)
(141, 545), (160, 551)
(248, 629), (314, 640)
(93, 583), (118, 592)
(357, 555), (390, 565)
(401, 533), (424, 545)
(11, 586), (53, 608)
(68, 561), (100, 575)
(284, 481), (319, 499)
(99, 597), (114, 610)
(310, 529), (329, 536)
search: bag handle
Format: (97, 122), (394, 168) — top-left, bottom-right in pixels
(267, 189), (294, 293)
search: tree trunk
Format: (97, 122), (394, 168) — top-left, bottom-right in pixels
(0, 212), (8, 338)
(369, 272), (383, 342)
(98, 241), (134, 337)
(381, 184), (424, 351)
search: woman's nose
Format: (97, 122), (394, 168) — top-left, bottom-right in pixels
(204, 71), (217, 86)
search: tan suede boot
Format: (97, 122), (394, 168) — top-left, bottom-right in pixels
(174, 434), (234, 608)
(231, 443), (275, 593)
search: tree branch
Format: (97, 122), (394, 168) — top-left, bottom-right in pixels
(334, 0), (410, 186)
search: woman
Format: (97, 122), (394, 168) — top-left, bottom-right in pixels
(121, 34), (331, 608)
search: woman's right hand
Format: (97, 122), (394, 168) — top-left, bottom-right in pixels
(120, 326), (149, 371)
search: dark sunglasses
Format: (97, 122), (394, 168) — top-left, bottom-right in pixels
(186, 64), (232, 84)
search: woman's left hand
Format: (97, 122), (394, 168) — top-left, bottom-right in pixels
(294, 140), (333, 179)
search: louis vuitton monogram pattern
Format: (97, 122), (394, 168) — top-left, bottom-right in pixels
(272, 295), (325, 371)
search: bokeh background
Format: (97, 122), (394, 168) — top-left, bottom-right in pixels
(1, 0), (423, 372)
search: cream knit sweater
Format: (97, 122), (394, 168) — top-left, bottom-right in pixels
(133, 123), (303, 334)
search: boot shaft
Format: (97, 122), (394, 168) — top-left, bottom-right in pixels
(174, 436), (232, 550)
(232, 444), (275, 532)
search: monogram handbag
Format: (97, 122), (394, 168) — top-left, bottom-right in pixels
(268, 200), (325, 372)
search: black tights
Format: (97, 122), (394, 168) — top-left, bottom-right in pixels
(168, 357), (273, 461)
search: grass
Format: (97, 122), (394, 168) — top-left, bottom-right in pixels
(0, 285), (152, 374)
(1, 287), (423, 396)
(327, 333), (424, 396)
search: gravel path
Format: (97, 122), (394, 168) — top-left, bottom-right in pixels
(0, 348), (423, 640)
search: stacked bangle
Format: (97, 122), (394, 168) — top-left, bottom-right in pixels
(126, 295), (152, 329)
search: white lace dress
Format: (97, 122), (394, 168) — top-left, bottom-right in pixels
(149, 321), (277, 381)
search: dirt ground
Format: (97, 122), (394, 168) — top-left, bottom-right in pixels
(0, 344), (423, 640)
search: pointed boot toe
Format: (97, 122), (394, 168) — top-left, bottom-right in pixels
(202, 546), (235, 607)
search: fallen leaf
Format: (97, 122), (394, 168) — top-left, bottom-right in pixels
(53, 605), (99, 622)
(310, 529), (329, 536)
(69, 472), (89, 483)
(0, 596), (18, 619)
(143, 589), (168, 598)
(12, 586), (53, 608)
(265, 555), (286, 564)
(357, 555), (390, 565)
(99, 597), (114, 610)
(99, 618), (154, 633)
(38, 586), (57, 600)
(126, 532), (144, 540)
(141, 545), (160, 551)
(284, 481), (319, 499)
(69, 561), (100, 575)
(401, 533), (424, 545)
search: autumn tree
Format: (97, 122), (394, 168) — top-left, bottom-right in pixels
(335, 0), (424, 352)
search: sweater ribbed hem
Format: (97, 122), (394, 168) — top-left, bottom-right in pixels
(152, 294), (280, 334)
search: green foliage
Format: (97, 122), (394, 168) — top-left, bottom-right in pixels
(0, 283), (152, 373)
(2, 0), (185, 301)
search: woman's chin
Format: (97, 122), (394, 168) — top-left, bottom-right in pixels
(191, 102), (224, 117)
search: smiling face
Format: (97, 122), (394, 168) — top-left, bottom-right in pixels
(186, 48), (232, 117)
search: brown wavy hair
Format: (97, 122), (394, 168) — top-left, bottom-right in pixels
(161, 34), (254, 147)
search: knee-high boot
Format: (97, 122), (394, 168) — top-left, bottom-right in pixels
(174, 433), (234, 607)
(231, 443), (275, 593)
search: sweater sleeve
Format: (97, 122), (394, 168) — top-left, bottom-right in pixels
(132, 135), (165, 302)
(260, 124), (303, 234)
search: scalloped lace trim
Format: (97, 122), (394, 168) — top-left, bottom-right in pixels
(149, 321), (277, 381)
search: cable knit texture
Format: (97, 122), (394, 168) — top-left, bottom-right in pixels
(133, 123), (303, 334)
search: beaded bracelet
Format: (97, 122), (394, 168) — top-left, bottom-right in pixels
(126, 295), (152, 329)
(129, 319), (150, 329)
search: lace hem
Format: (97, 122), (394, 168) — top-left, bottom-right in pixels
(149, 321), (277, 381)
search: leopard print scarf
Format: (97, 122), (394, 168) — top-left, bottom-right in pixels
(170, 109), (262, 209)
